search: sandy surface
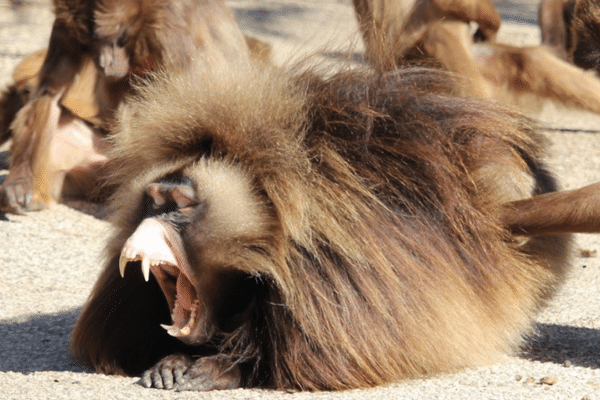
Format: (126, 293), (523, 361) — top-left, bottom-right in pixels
(2, 0), (600, 399)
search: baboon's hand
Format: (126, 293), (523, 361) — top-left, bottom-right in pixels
(139, 354), (242, 391)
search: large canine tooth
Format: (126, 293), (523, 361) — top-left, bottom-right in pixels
(160, 324), (179, 337)
(141, 257), (151, 282)
(119, 254), (128, 278)
(161, 324), (181, 337)
(119, 249), (137, 278)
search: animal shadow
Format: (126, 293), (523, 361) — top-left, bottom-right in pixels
(521, 323), (600, 368)
(0, 309), (92, 373)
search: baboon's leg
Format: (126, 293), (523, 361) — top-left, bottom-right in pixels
(501, 182), (600, 235)
(0, 21), (86, 213)
(472, 43), (600, 114)
(421, 21), (493, 97)
(434, 0), (501, 40)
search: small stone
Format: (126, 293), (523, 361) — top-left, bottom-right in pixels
(578, 248), (597, 258)
(515, 375), (522, 382)
(526, 377), (536, 384)
(540, 376), (558, 385)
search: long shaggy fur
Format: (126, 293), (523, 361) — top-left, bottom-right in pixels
(70, 60), (571, 390)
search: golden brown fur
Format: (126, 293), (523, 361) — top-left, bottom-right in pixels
(501, 181), (600, 235)
(0, 0), (256, 214)
(352, 0), (600, 113)
(70, 59), (571, 391)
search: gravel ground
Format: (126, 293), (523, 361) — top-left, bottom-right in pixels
(2, 0), (600, 399)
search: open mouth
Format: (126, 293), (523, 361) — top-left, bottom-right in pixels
(119, 218), (199, 338)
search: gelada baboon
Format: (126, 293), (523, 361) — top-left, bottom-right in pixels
(70, 58), (572, 391)
(0, 0), (255, 214)
(540, 0), (600, 74)
(352, 0), (600, 113)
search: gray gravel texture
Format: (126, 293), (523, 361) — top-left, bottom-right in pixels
(3, 0), (600, 399)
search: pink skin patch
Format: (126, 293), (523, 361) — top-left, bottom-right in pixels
(46, 90), (109, 186)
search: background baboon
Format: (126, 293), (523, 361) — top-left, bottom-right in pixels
(70, 58), (572, 391)
(352, 0), (600, 114)
(352, 0), (501, 75)
(0, 0), (254, 214)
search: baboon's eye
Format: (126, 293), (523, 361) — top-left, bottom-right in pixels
(142, 174), (200, 220)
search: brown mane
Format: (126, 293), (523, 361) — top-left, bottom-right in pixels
(70, 60), (570, 390)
